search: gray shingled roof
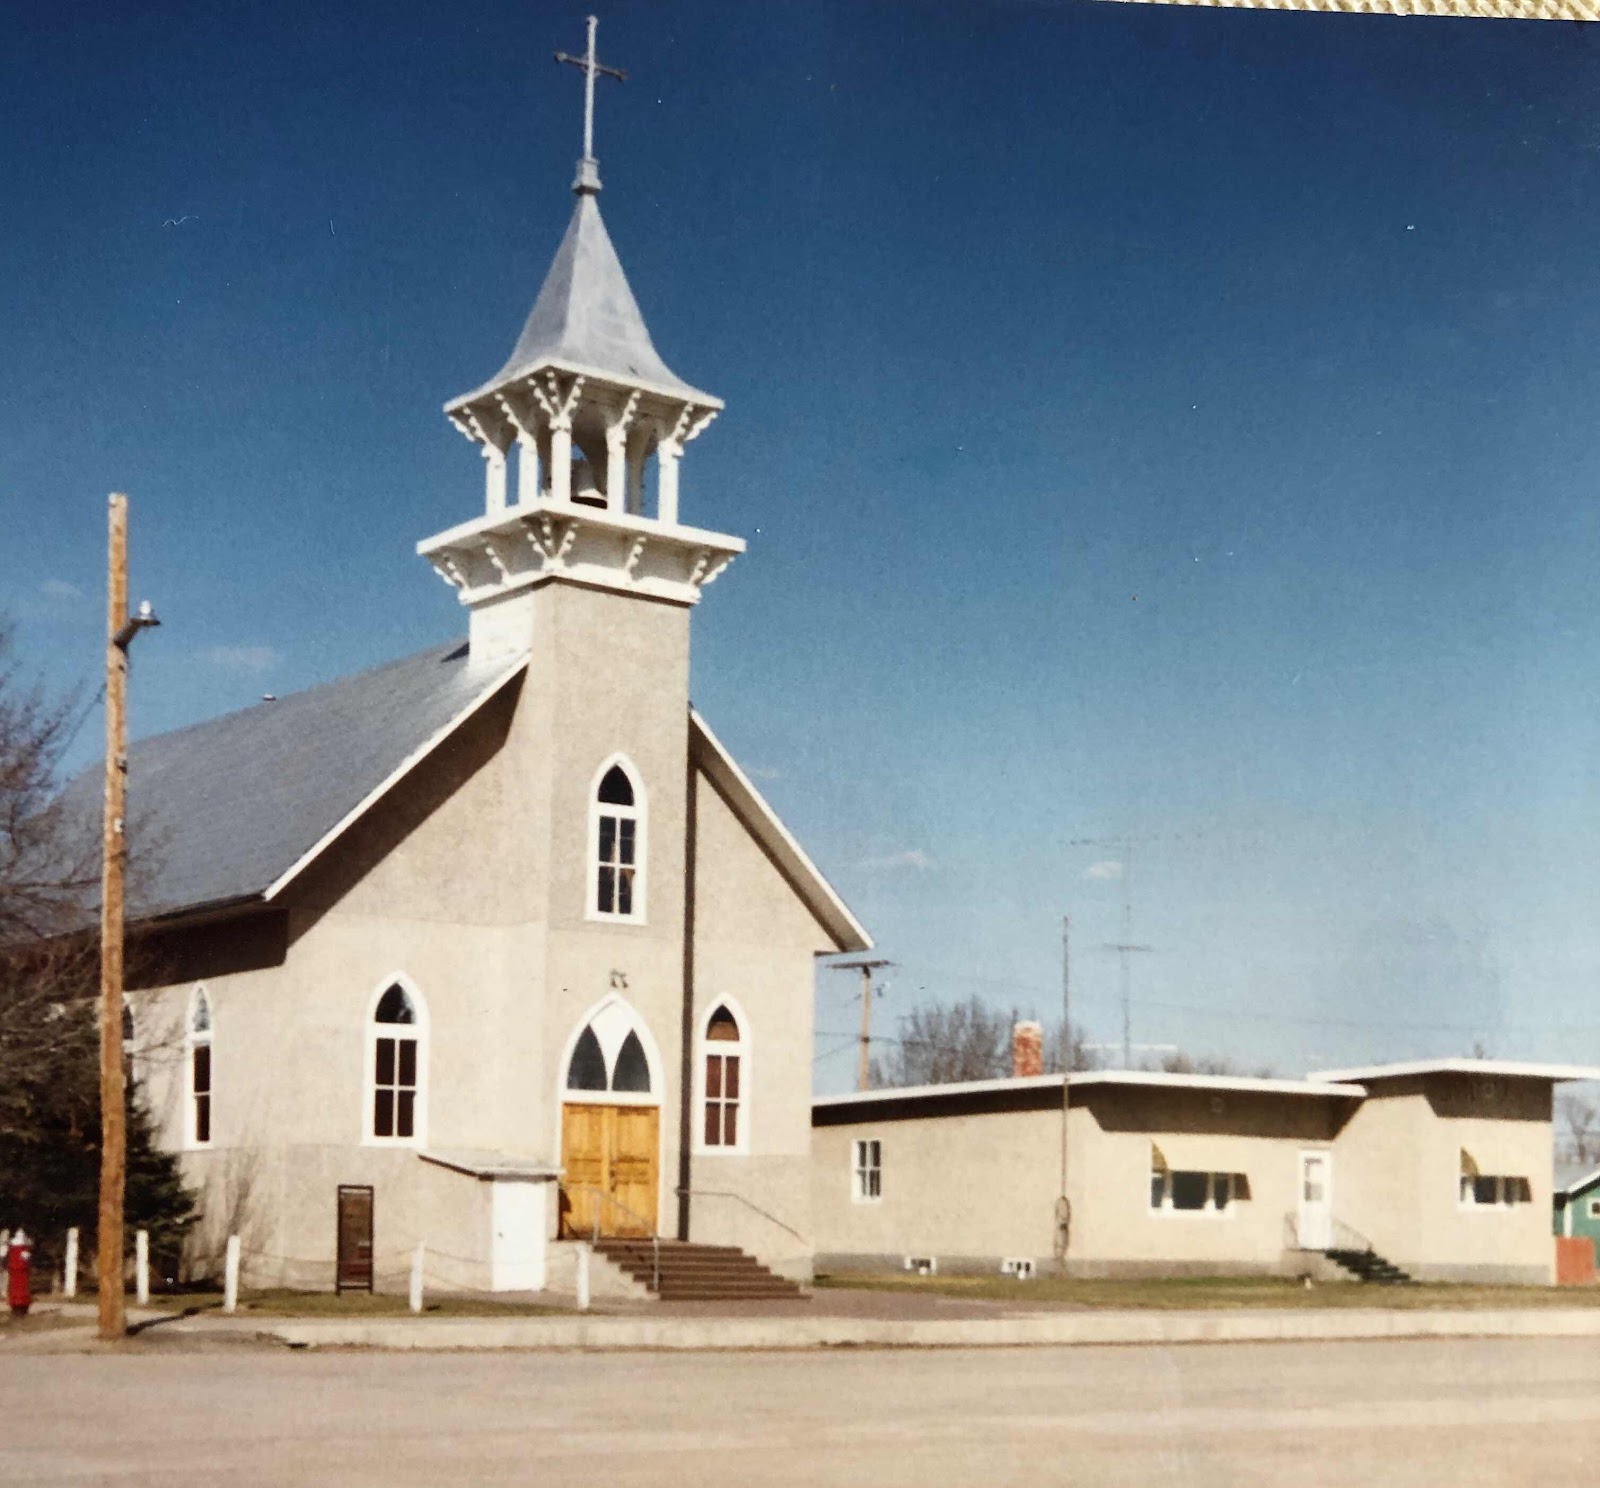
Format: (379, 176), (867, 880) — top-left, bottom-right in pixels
(56, 642), (519, 923)
(456, 193), (715, 406)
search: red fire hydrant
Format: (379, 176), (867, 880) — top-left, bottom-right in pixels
(7, 1229), (32, 1317)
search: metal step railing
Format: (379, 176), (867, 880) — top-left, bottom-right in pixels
(562, 1184), (660, 1292)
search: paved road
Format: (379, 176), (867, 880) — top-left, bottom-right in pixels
(5, 1336), (1599, 1485)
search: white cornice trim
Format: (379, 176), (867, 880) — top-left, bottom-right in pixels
(690, 709), (872, 954)
(447, 357), (724, 416)
(1309, 1057), (1600, 1085)
(813, 1070), (1367, 1110)
(262, 654), (529, 903)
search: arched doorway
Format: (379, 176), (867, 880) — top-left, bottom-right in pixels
(557, 997), (662, 1238)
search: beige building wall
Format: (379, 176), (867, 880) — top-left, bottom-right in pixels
(1065, 1088), (1347, 1277)
(813, 1105), (1063, 1269)
(685, 771), (828, 1278)
(1335, 1074), (1554, 1284)
(814, 1087), (1354, 1279)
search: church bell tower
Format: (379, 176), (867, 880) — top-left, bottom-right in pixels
(418, 18), (743, 663)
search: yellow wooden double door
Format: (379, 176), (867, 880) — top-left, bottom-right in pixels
(560, 1102), (659, 1238)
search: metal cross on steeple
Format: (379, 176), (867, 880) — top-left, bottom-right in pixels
(555, 15), (626, 194)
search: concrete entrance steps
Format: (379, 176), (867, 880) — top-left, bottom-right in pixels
(1325, 1248), (1414, 1285)
(594, 1239), (807, 1301)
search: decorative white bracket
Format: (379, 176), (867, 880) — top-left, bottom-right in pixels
(690, 549), (733, 588)
(527, 513), (579, 567)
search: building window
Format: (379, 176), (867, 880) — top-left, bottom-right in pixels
(1589, 1199), (1600, 1220)
(562, 997), (657, 1100)
(1459, 1151), (1531, 1208)
(590, 760), (645, 921)
(701, 1004), (746, 1151)
(1150, 1160), (1247, 1214)
(368, 981), (426, 1144)
(853, 1139), (882, 1202)
(186, 987), (213, 1148)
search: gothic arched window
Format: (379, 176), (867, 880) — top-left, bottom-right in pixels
(368, 980), (427, 1144)
(699, 1002), (748, 1153)
(589, 758), (645, 922)
(563, 999), (656, 1098)
(186, 987), (213, 1149)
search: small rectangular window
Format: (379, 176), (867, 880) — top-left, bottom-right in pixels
(703, 1051), (740, 1147)
(192, 1045), (212, 1145)
(1170, 1171), (1209, 1211)
(1588, 1199), (1600, 1219)
(372, 1032), (418, 1141)
(853, 1138), (882, 1202)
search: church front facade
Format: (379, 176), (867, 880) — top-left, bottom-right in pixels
(115, 45), (869, 1294)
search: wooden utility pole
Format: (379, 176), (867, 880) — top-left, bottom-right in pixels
(828, 957), (892, 1091)
(98, 493), (158, 1341)
(1057, 915), (1071, 1261)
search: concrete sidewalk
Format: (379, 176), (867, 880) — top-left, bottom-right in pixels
(186, 1303), (1600, 1352)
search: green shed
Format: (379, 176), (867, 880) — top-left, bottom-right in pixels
(1553, 1162), (1600, 1244)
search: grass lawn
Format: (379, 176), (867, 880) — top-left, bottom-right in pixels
(816, 1272), (1600, 1310)
(128, 1288), (568, 1319)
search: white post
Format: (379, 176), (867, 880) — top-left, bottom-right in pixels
(409, 1241), (425, 1315)
(63, 1227), (79, 1299)
(517, 433), (540, 507)
(605, 427), (628, 514)
(223, 1234), (240, 1314)
(656, 443), (681, 526)
(575, 1240), (591, 1312)
(483, 444), (507, 514)
(626, 429), (648, 516)
(135, 1230), (149, 1306)
(550, 424), (573, 504)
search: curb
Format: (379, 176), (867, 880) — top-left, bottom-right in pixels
(257, 1306), (1600, 1353)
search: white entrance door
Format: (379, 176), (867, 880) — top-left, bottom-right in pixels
(1298, 1151), (1333, 1250)
(490, 1181), (547, 1292)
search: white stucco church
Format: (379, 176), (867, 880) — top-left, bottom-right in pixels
(108, 22), (871, 1298)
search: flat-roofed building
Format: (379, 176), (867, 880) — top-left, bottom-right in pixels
(813, 1058), (1600, 1285)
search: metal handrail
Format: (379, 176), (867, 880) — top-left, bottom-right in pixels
(1284, 1210), (1374, 1255)
(677, 1186), (807, 1248)
(1329, 1216), (1376, 1255)
(564, 1183), (660, 1291)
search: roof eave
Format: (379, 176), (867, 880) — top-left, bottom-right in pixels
(261, 652), (529, 904)
(446, 356), (723, 417)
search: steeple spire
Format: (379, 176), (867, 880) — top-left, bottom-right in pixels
(555, 15), (626, 196)
(422, 15), (740, 663)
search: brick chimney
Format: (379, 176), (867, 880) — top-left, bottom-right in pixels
(1012, 1020), (1044, 1079)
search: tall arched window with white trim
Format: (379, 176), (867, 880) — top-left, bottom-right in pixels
(367, 981), (427, 1144)
(699, 1003), (748, 1153)
(589, 759), (645, 921)
(186, 988), (213, 1149)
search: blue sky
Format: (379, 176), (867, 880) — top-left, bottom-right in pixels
(5, 2), (1600, 1091)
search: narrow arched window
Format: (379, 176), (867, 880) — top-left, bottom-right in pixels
(368, 982), (426, 1143)
(187, 988), (213, 1148)
(701, 1004), (746, 1151)
(590, 759), (645, 921)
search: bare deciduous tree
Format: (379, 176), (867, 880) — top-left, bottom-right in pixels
(0, 619), (193, 1273)
(869, 996), (1097, 1088)
(1559, 1093), (1600, 1167)
(0, 621), (97, 944)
